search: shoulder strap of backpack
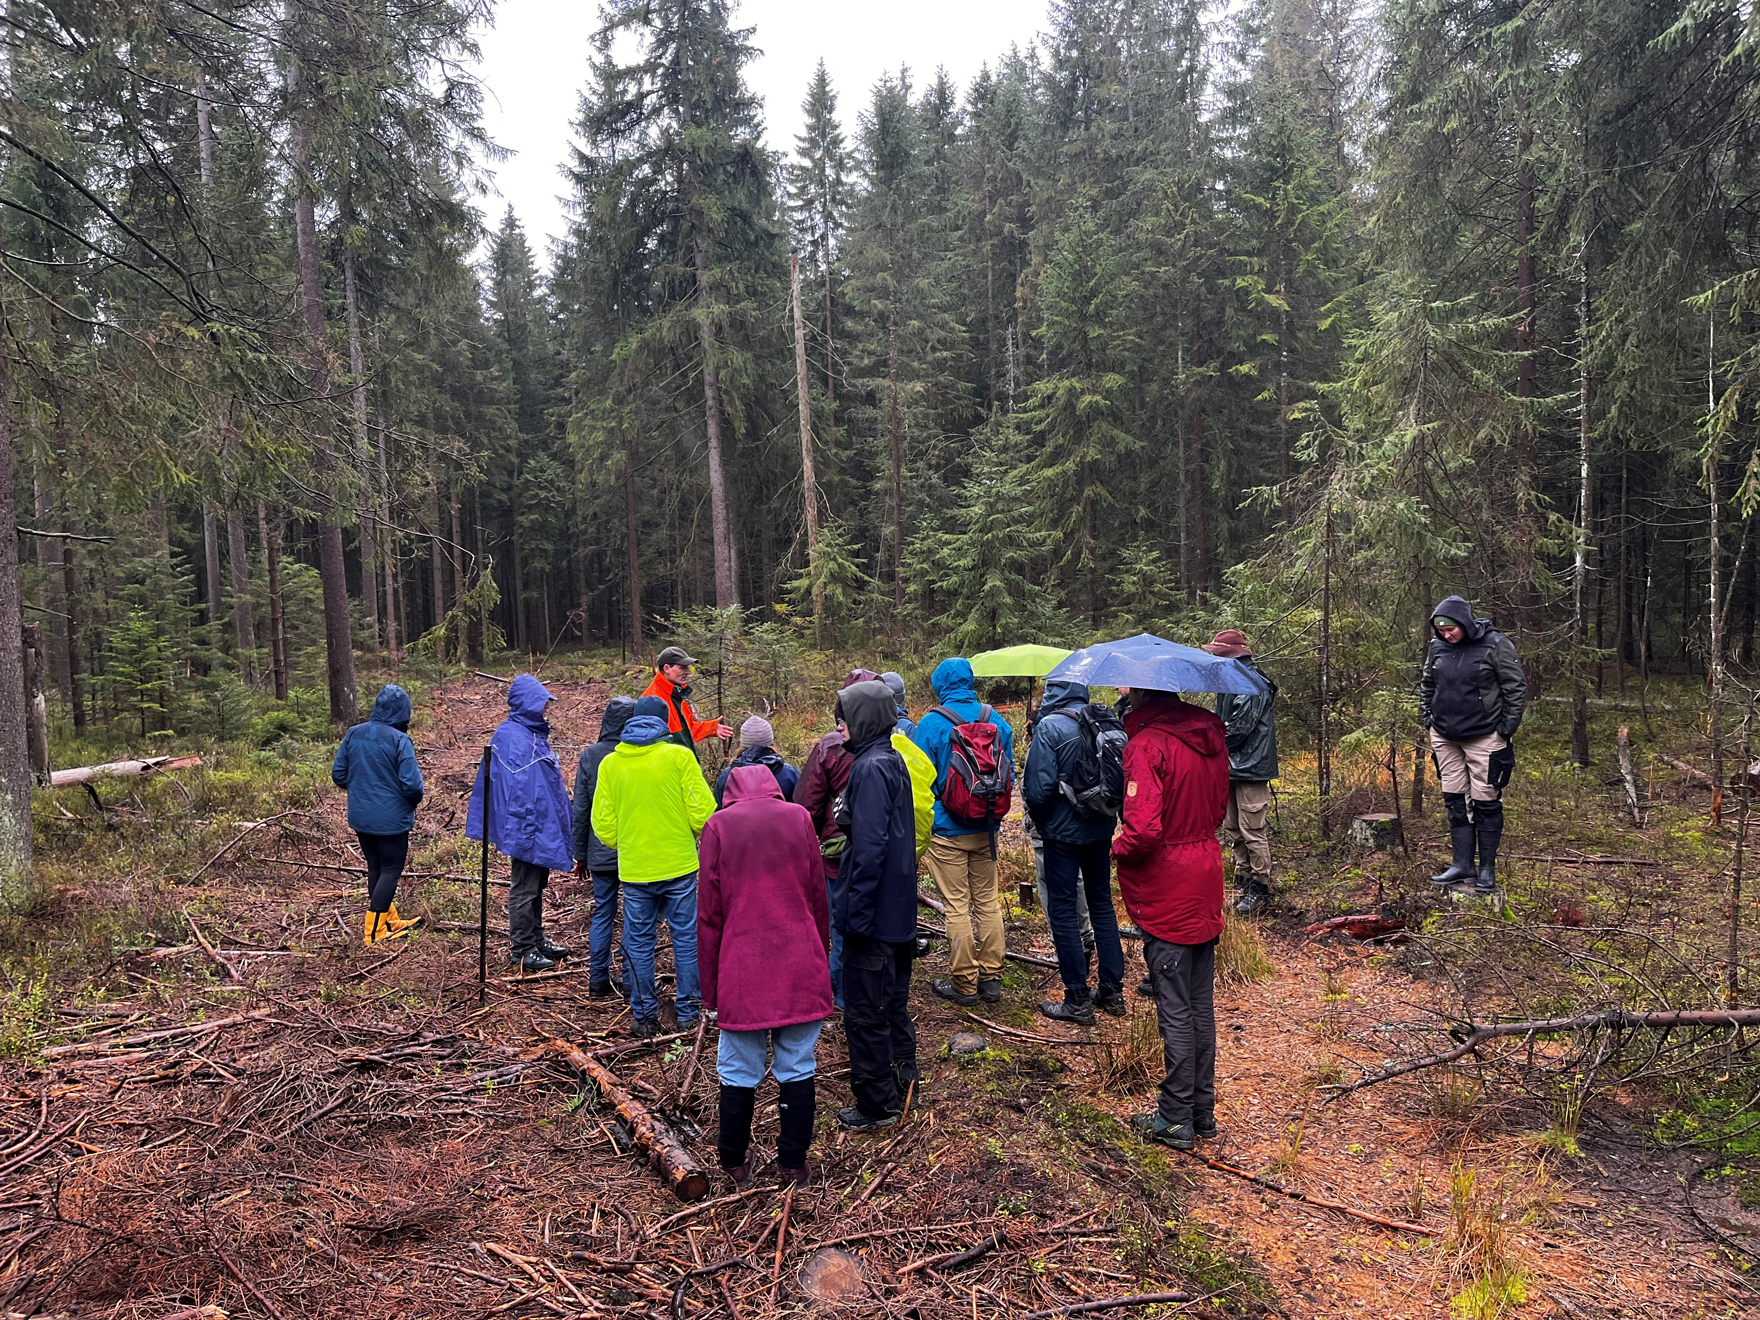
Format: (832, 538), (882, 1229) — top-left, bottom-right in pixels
(929, 704), (963, 729)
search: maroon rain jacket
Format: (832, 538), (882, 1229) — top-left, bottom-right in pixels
(796, 729), (853, 879)
(1111, 694), (1230, 946)
(698, 765), (833, 1031)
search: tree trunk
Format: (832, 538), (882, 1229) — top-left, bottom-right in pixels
(0, 315), (36, 907)
(1515, 91), (1540, 637)
(822, 225), (836, 409)
(1571, 243), (1592, 767)
(430, 479), (449, 665)
(695, 233), (738, 609)
(56, 464), (84, 735)
(792, 255), (824, 644)
(890, 306), (904, 616)
(33, 477), (69, 705)
(343, 248), (379, 649)
(625, 434), (643, 651)
(1177, 322), (1189, 601)
(227, 508), (256, 686)
(259, 503), (289, 701)
(378, 418), (398, 658)
(289, 57), (356, 726)
(1319, 493), (1333, 840)
(203, 501), (224, 648)
(1708, 302), (1726, 824)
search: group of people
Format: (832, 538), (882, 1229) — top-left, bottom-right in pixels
(326, 592), (1525, 1178)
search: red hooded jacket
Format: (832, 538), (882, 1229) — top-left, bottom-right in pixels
(1111, 694), (1230, 945)
(698, 765), (833, 1031)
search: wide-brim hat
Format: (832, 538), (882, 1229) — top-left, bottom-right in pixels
(1201, 629), (1253, 659)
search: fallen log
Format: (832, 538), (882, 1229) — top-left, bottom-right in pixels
(1298, 914), (1407, 949)
(1174, 1148), (1435, 1235)
(544, 1036), (709, 1202)
(1505, 853), (1657, 866)
(1661, 754), (1714, 788)
(917, 920), (1058, 970)
(1328, 1006), (1760, 1098)
(49, 755), (201, 788)
(899, 1227), (1007, 1275)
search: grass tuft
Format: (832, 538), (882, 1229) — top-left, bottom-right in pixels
(1217, 915), (1275, 985)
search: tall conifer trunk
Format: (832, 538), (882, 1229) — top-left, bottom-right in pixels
(343, 248), (379, 648)
(696, 233), (738, 608)
(0, 270), (33, 906)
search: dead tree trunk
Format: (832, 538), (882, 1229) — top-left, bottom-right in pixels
(695, 234), (738, 609)
(544, 1038), (709, 1202)
(22, 624), (47, 785)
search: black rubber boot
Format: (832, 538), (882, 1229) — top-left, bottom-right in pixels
(777, 1077), (816, 1170)
(1429, 793), (1478, 885)
(717, 1085), (756, 1171)
(1473, 799), (1504, 894)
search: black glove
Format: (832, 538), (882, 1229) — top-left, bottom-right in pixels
(1488, 741), (1515, 791)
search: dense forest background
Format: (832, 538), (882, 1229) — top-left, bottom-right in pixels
(3, 0), (1759, 893)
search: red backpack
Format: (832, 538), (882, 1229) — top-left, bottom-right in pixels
(929, 704), (1014, 831)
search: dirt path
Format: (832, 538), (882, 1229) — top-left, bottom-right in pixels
(0, 672), (1752, 1318)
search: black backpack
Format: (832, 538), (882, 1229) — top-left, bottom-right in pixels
(1058, 702), (1128, 818)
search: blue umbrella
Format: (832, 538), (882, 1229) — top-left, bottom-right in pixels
(1048, 632), (1270, 695)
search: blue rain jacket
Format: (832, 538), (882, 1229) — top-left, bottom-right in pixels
(466, 674), (575, 871)
(911, 657), (1016, 837)
(331, 684), (425, 835)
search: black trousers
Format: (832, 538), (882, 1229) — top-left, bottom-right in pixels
(842, 936), (917, 1118)
(509, 857), (549, 955)
(1143, 934), (1217, 1126)
(357, 831), (409, 913)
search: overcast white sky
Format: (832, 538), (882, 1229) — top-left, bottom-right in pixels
(470, 0), (1051, 256)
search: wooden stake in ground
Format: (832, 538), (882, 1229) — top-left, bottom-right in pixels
(479, 743), (492, 999)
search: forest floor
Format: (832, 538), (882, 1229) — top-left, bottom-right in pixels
(0, 659), (1757, 1318)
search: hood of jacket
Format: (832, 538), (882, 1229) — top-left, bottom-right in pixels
(1431, 594), (1488, 643)
(841, 680), (898, 750)
(1039, 679), (1089, 715)
(930, 657), (977, 704)
(1127, 693), (1227, 758)
(508, 674), (555, 729)
(722, 763), (784, 806)
(369, 683), (413, 732)
(596, 696), (637, 744)
(621, 713), (672, 746)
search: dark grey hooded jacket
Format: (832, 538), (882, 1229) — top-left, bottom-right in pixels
(1022, 680), (1117, 846)
(1418, 594), (1528, 742)
(1215, 656), (1279, 783)
(573, 697), (637, 872)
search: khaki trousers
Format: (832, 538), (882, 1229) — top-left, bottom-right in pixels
(925, 832), (1004, 993)
(1222, 781), (1273, 878)
(1429, 730), (1506, 802)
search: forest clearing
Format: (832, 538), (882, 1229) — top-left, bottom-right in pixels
(0, 650), (1755, 1319)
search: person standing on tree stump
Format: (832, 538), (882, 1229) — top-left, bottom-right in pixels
(467, 675), (575, 973)
(332, 683), (425, 946)
(1202, 630), (1280, 916)
(641, 646), (734, 749)
(1420, 594), (1527, 898)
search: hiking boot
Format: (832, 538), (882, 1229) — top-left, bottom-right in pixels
(1039, 997), (1096, 1027)
(1194, 1111), (1219, 1141)
(836, 1107), (901, 1132)
(512, 950), (557, 974)
(538, 939), (573, 961)
(1131, 1112), (1195, 1150)
(777, 1162), (815, 1188)
(931, 979), (978, 1007)
(588, 979), (623, 1001)
(1136, 975), (1155, 998)
(629, 1017), (660, 1039)
(1092, 988), (1128, 1018)
(977, 978), (1003, 1004)
(1232, 878), (1271, 916)
(723, 1161), (753, 1190)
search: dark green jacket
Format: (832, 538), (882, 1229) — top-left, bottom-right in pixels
(1215, 657), (1278, 783)
(1418, 594), (1528, 741)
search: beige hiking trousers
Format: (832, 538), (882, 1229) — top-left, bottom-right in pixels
(925, 832), (1005, 993)
(1429, 729), (1507, 802)
(1222, 780), (1273, 878)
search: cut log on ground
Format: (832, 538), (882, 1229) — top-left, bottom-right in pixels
(543, 1036), (709, 1202)
(50, 755), (201, 788)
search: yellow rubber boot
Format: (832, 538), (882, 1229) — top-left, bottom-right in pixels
(383, 902), (421, 937)
(363, 911), (387, 947)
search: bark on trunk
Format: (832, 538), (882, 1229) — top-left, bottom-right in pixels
(1515, 90), (1540, 636)
(792, 255), (824, 643)
(430, 479), (449, 665)
(695, 234), (738, 609)
(1570, 243), (1592, 767)
(343, 248), (379, 648)
(625, 435), (643, 650)
(258, 503), (289, 701)
(203, 502), (224, 648)
(227, 508), (256, 686)
(544, 1038), (709, 1202)
(889, 307), (904, 615)
(33, 477), (69, 705)
(0, 320), (35, 906)
(289, 59), (356, 725)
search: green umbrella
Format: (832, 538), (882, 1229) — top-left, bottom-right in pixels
(968, 644), (1073, 678)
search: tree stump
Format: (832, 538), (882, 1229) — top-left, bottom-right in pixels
(1350, 813), (1404, 850)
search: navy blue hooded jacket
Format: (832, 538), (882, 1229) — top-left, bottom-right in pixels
(714, 745), (799, 805)
(911, 657), (1016, 836)
(1022, 680), (1117, 846)
(332, 684), (425, 835)
(466, 674), (575, 871)
(835, 681), (917, 945)
(573, 696), (636, 873)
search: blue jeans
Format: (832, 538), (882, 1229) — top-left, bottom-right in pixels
(826, 875), (844, 1009)
(1043, 838), (1125, 1002)
(589, 870), (627, 986)
(716, 1019), (824, 1086)
(623, 872), (701, 1024)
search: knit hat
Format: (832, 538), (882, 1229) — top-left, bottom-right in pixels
(881, 671), (907, 701)
(632, 696), (670, 721)
(1431, 615), (1461, 631)
(843, 668), (880, 689)
(739, 715), (774, 749)
(1201, 629), (1252, 659)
